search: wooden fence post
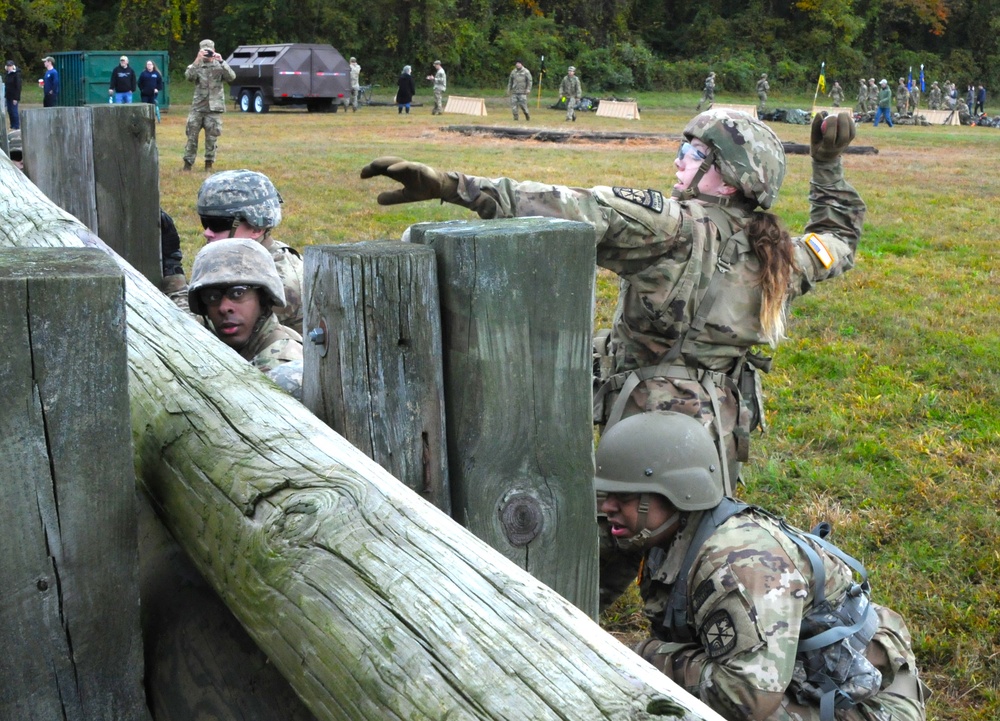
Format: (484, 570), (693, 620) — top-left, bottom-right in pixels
(302, 241), (450, 512)
(0, 248), (150, 720)
(21, 105), (160, 284)
(409, 218), (599, 618)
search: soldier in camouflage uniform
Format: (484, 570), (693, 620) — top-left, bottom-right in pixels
(855, 79), (867, 112)
(756, 73), (770, 115)
(928, 82), (942, 110)
(508, 60), (533, 121)
(163, 170), (304, 334)
(597, 412), (930, 721)
(361, 109), (865, 495)
(828, 81), (844, 107)
(183, 39), (236, 172)
(559, 66), (582, 121)
(426, 60), (447, 115)
(188, 238), (303, 397)
(349, 57), (361, 111)
(895, 78), (909, 115)
(696, 72), (716, 111)
(867, 78), (879, 113)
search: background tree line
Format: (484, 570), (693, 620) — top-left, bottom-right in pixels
(2, 0), (999, 97)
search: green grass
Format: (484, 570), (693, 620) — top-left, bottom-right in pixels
(33, 85), (1000, 718)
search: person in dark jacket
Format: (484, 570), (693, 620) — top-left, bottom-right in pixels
(396, 65), (416, 114)
(974, 84), (986, 115)
(139, 60), (163, 122)
(4, 60), (21, 130)
(109, 55), (137, 103)
(42, 56), (59, 107)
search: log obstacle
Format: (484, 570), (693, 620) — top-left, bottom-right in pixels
(0, 248), (150, 720)
(0, 152), (725, 721)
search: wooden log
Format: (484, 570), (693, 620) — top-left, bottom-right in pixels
(0, 152), (725, 721)
(21, 105), (161, 284)
(409, 219), (600, 618)
(303, 241), (450, 513)
(0, 247), (149, 720)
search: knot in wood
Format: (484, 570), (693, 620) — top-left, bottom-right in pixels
(499, 492), (543, 546)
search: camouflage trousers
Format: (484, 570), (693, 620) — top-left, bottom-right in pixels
(696, 89), (715, 110)
(511, 93), (530, 119)
(184, 110), (223, 164)
(565, 97), (579, 121)
(432, 89), (444, 114)
(350, 86), (360, 110)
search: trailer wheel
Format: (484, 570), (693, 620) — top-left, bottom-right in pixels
(253, 91), (269, 114)
(239, 91), (251, 113)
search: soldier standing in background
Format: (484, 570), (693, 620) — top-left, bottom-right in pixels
(895, 78), (909, 115)
(829, 80), (844, 106)
(928, 82), (942, 110)
(696, 71), (715, 110)
(856, 78), (867, 112)
(559, 66), (582, 122)
(348, 57), (361, 112)
(867, 78), (879, 112)
(508, 60), (533, 121)
(183, 39), (235, 172)
(756, 72), (769, 115)
(909, 82), (921, 112)
(427, 60), (447, 115)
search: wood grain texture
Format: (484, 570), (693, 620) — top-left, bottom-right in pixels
(0, 248), (149, 720)
(0, 153), (725, 721)
(303, 241), (450, 513)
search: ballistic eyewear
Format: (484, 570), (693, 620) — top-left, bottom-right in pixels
(198, 285), (256, 306)
(200, 215), (237, 233)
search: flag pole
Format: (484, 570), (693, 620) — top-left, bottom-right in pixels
(812, 61), (825, 114)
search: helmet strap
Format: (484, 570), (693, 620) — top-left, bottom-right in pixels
(615, 493), (683, 550)
(671, 148), (716, 203)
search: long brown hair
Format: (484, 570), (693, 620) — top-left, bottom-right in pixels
(746, 211), (796, 347)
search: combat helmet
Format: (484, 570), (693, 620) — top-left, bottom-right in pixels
(187, 238), (286, 316)
(197, 169), (283, 230)
(679, 108), (785, 209)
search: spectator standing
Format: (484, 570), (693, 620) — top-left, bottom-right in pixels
(828, 80), (843, 107)
(348, 57), (361, 112)
(975, 84), (986, 114)
(874, 79), (894, 127)
(138, 60), (163, 122)
(507, 60), (532, 121)
(558, 66), (582, 122)
(4, 60), (21, 130)
(42, 56), (59, 107)
(396, 65), (416, 115)
(426, 60), (446, 115)
(182, 39), (235, 172)
(109, 55), (137, 103)
(695, 71), (715, 110)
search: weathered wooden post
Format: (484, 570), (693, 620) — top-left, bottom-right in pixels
(1, 154), (724, 721)
(0, 248), (150, 720)
(409, 218), (599, 619)
(21, 104), (161, 283)
(302, 241), (450, 512)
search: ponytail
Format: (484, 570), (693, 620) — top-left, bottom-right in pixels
(746, 211), (796, 347)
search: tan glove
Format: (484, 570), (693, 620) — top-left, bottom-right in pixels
(360, 156), (458, 205)
(810, 111), (855, 164)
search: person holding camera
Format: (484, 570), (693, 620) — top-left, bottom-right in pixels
(183, 39), (235, 172)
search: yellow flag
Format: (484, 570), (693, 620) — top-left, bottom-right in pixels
(818, 71), (827, 94)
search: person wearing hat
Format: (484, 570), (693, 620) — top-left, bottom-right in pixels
(507, 59), (532, 121)
(183, 39), (235, 172)
(874, 79), (894, 127)
(426, 60), (447, 115)
(756, 72), (770, 115)
(558, 65), (582, 122)
(3, 60), (21, 130)
(42, 56), (59, 107)
(109, 55), (137, 103)
(895, 77), (909, 115)
(348, 57), (362, 112)
(828, 80), (844, 107)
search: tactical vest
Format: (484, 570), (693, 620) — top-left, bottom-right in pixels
(650, 499), (881, 721)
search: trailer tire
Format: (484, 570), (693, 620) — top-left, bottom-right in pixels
(253, 91), (269, 114)
(239, 91), (252, 113)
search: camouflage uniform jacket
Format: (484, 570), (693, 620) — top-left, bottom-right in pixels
(559, 74), (582, 100)
(895, 84), (910, 110)
(829, 85), (844, 105)
(185, 58), (236, 113)
(450, 159), (864, 378)
(350, 63), (361, 89)
(238, 312), (303, 373)
(261, 236), (304, 334)
(638, 507), (923, 721)
(508, 67), (532, 95)
(433, 67), (447, 92)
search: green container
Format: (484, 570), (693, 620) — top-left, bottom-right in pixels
(50, 51), (171, 109)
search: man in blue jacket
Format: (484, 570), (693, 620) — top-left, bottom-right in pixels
(42, 56), (59, 107)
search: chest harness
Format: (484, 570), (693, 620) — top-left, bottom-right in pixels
(649, 498), (881, 721)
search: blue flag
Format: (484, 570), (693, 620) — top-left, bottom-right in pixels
(920, 65), (925, 93)
(908, 67), (913, 91)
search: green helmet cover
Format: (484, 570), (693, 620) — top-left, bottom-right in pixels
(197, 169), (283, 229)
(187, 238), (286, 315)
(683, 109), (785, 209)
(595, 411), (723, 511)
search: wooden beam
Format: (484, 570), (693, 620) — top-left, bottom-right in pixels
(0, 153), (725, 721)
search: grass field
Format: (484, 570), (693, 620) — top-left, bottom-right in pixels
(34, 83), (1000, 718)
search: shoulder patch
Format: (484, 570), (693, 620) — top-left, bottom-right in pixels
(612, 187), (664, 213)
(700, 609), (737, 658)
(692, 577), (716, 613)
(804, 232), (833, 269)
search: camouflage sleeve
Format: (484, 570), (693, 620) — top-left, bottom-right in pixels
(788, 157), (866, 300)
(451, 175), (687, 269)
(184, 64), (198, 82)
(652, 518), (809, 719)
(271, 246), (304, 335)
(220, 61), (236, 83)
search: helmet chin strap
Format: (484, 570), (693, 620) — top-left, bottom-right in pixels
(615, 493), (683, 550)
(670, 149), (753, 209)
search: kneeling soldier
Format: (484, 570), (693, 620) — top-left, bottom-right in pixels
(597, 411), (929, 721)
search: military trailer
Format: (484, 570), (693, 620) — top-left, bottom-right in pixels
(225, 43), (351, 113)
